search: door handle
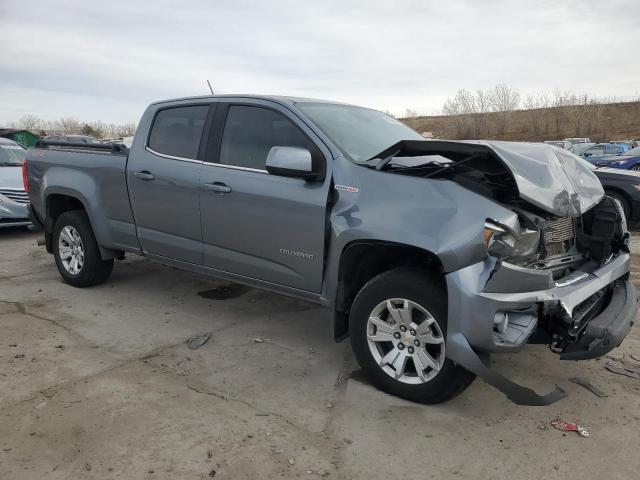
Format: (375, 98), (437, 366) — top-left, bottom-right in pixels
(204, 182), (232, 194)
(134, 171), (155, 181)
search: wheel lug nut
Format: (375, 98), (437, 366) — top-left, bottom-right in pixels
(400, 325), (407, 332)
(409, 329), (416, 336)
(408, 347), (414, 354)
(393, 332), (401, 339)
(398, 343), (405, 350)
(414, 339), (420, 347)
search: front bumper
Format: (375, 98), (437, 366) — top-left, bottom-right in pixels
(443, 253), (637, 405)
(560, 279), (636, 360)
(446, 253), (632, 353)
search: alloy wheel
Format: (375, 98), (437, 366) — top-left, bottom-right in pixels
(366, 298), (445, 385)
(58, 226), (84, 275)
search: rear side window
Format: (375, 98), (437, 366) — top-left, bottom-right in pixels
(219, 105), (311, 170)
(148, 105), (208, 159)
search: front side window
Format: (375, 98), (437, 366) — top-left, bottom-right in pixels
(219, 105), (311, 170)
(148, 105), (208, 159)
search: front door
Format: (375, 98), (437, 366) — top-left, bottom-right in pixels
(127, 104), (209, 264)
(199, 101), (331, 292)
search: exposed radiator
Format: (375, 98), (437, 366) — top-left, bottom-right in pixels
(543, 217), (575, 244)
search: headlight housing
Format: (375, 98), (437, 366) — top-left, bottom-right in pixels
(483, 220), (540, 261)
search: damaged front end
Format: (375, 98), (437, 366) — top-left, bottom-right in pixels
(372, 140), (637, 405)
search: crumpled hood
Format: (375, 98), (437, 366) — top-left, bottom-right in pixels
(472, 141), (604, 217)
(0, 166), (23, 190)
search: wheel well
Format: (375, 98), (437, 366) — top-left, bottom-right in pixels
(44, 194), (86, 252)
(333, 241), (445, 340)
(603, 188), (631, 214)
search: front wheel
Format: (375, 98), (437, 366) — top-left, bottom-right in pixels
(53, 210), (114, 287)
(349, 268), (475, 404)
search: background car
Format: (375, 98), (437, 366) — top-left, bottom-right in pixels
(544, 140), (573, 149)
(588, 162), (640, 222)
(0, 138), (30, 228)
(567, 142), (596, 156)
(564, 137), (592, 145)
(591, 146), (640, 171)
(610, 140), (634, 150)
(580, 143), (629, 160)
(42, 134), (102, 144)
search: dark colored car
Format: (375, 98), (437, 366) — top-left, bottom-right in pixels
(42, 134), (102, 145)
(590, 146), (640, 171)
(588, 162), (640, 221)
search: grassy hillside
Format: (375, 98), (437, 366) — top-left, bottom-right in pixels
(401, 101), (640, 142)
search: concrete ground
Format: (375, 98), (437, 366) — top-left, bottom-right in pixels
(1, 227), (639, 480)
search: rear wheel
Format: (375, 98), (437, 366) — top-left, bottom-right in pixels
(349, 268), (475, 404)
(53, 210), (113, 287)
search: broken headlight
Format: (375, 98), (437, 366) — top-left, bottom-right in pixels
(483, 220), (540, 260)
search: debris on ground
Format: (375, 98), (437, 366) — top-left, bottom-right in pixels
(186, 332), (211, 350)
(605, 363), (640, 380)
(251, 337), (264, 344)
(288, 458), (295, 466)
(14, 354), (25, 359)
(208, 469), (216, 477)
(551, 419), (589, 438)
(569, 377), (608, 397)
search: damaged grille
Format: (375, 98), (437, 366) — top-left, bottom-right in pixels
(0, 188), (29, 204)
(544, 217), (575, 243)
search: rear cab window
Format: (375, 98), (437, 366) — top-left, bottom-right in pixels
(148, 105), (208, 159)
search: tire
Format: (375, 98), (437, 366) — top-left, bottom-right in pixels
(53, 210), (114, 287)
(349, 268), (475, 404)
(605, 191), (630, 221)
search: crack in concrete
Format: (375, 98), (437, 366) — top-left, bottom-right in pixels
(185, 383), (302, 431)
(0, 336), (191, 413)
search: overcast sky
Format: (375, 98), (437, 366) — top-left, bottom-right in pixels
(1, 0), (639, 125)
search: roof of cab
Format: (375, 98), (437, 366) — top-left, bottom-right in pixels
(149, 94), (353, 108)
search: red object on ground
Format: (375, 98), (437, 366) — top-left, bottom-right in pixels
(551, 419), (589, 438)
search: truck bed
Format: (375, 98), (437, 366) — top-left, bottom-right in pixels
(26, 141), (139, 254)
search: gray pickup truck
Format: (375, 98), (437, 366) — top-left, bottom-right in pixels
(25, 95), (636, 405)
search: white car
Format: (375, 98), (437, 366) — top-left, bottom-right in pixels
(0, 138), (30, 228)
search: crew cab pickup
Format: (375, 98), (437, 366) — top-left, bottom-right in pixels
(25, 95), (637, 405)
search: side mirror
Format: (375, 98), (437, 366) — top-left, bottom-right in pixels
(266, 146), (316, 180)
(583, 152), (592, 157)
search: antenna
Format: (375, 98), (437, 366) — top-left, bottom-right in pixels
(206, 80), (214, 95)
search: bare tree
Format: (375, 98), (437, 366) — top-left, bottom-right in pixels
(490, 84), (520, 135)
(57, 117), (81, 133)
(18, 114), (44, 132)
(523, 92), (550, 137)
(442, 89), (474, 138)
(403, 108), (418, 118)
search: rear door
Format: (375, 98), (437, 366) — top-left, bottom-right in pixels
(127, 103), (210, 264)
(199, 100), (331, 292)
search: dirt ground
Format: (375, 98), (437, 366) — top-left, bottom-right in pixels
(1, 227), (639, 479)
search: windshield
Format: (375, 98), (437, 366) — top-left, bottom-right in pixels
(0, 144), (27, 166)
(297, 103), (424, 162)
(625, 146), (640, 156)
(568, 143), (595, 156)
